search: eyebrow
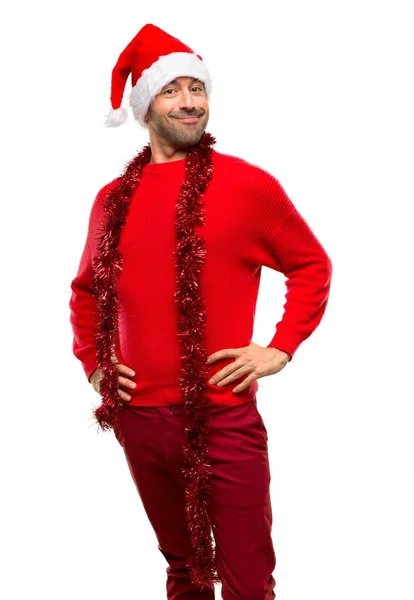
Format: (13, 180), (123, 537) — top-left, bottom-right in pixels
(166, 77), (204, 87)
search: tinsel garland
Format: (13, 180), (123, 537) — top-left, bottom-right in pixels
(91, 131), (220, 589)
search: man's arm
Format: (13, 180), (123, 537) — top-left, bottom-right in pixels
(69, 238), (100, 382)
(254, 176), (333, 361)
(69, 180), (120, 382)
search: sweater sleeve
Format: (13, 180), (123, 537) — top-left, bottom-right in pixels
(69, 238), (98, 382)
(253, 174), (333, 361)
(68, 180), (119, 382)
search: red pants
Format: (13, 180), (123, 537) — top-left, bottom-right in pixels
(114, 398), (277, 600)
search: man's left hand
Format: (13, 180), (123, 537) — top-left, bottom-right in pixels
(206, 342), (290, 394)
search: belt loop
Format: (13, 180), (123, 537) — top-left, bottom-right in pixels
(170, 405), (175, 416)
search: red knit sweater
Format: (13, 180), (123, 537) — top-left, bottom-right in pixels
(69, 148), (332, 407)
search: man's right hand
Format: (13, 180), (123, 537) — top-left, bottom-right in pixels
(89, 364), (136, 402)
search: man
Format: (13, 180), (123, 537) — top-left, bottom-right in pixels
(69, 23), (332, 600)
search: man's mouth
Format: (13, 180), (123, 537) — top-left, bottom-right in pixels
(172, 115), (200, 123)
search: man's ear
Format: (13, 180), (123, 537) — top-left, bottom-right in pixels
(145, 101), (154, 124)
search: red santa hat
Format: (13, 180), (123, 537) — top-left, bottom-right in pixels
(104, 23), (212, 129)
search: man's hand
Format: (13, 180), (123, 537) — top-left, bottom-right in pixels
(89, 363), (137, 402)
(207, 342), (290, 393)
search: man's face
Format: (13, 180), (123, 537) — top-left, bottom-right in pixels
(144, 76), (209, 147)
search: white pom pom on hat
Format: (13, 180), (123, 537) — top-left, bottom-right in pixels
(104, 23), (212, 129)
(104, 107), (129, 127)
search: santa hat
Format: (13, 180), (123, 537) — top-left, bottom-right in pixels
(104, 23), (212, 129)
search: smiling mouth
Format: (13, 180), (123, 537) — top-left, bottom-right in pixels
(173, 116), (200, 122)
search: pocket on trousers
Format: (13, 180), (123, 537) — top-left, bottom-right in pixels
(251, 399), (268, 442)
(113, 407), (125, 447)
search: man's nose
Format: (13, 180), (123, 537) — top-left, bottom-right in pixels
(178, 90), (196, 110)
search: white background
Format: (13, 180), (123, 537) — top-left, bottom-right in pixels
(1, 1), (413, 599)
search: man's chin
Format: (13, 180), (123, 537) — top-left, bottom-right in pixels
(171, 124), (206, 143)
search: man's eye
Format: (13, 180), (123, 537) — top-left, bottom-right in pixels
(164, 86), (203, 94)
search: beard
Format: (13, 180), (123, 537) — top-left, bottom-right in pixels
(147, 108), (209, 148)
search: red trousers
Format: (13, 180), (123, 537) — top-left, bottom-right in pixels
(114, 398), (277, 600)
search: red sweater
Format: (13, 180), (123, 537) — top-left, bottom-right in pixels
(69, 148), (332, 407)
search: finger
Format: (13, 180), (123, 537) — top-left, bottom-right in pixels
(209, 361), (244, 385)
(116, 363), (136, 377)
(118, 388), (131, 401)
(217, 365), (250, 387)
(118, 375), (137, 390)
(233, 374), (258, 393)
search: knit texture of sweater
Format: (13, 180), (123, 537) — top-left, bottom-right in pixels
(69, 148), (332, 407)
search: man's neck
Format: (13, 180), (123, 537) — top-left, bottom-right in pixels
(149, 146), (190, 164)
